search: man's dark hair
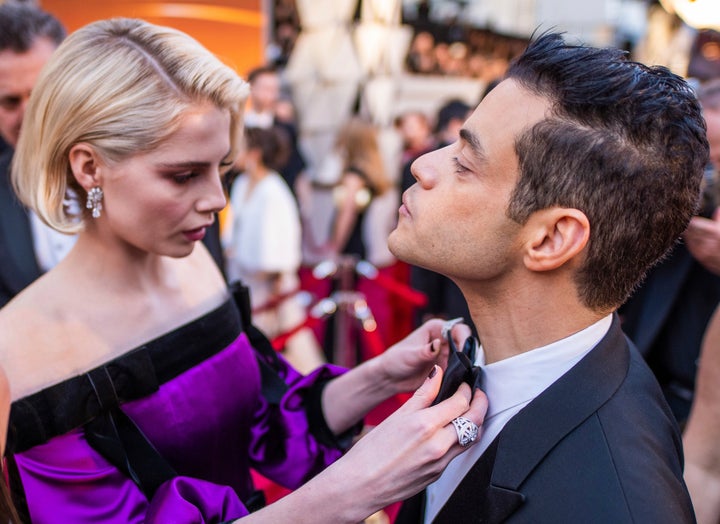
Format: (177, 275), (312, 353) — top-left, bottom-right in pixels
(505, 32), (709, 311)
(435, 99), (470, 134)
(0, 2), (66, 52)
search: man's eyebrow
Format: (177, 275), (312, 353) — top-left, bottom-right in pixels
(459, 128), (488, 163)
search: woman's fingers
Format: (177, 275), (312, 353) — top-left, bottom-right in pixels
(402, 365), (444, 411)
(442, 386), (488, 454)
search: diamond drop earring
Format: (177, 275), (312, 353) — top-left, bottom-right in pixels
(86, 187), (103, 218)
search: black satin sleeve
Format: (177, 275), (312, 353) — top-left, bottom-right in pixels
(305, 378), (363, 451)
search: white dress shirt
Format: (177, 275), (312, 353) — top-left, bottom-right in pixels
(424, 315), (613, 523)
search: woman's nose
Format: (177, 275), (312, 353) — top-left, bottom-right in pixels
(198, 174), (227, 214)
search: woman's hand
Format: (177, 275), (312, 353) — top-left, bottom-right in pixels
(164, 367), (489, 524)
(255, 366), (488, 524)
(339, 366), (488, 510)
(370, 318), (473, 396)
(321, 318), (473, 435)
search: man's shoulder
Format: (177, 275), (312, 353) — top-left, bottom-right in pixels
(508, 391), (691, 523)
(599, 342), (678, 426)
(505, 337), (690, 521)
(547, 350), (690, 520)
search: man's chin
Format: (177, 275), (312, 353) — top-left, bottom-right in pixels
(387, 229), (402, 258)
(387, 230), (418, 266)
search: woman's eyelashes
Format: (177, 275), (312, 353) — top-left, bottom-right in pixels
(170, 158), (232, 184)
(172, 172), (200, 184)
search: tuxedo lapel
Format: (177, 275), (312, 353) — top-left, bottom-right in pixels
(430, 315), (630, 523)
(433, 437), (524, 524)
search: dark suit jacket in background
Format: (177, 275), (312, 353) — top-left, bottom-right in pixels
(620, 243), (720, 423)
(0, 150), (42, 308)
(397, 316), (694, 523)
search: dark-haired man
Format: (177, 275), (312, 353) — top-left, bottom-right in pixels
(245, 65), (282, 129)
(243, 65), (305, 195)
(0, 2), (70, 308)
(394, 32), (705, 523)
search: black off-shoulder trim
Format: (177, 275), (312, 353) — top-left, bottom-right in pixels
(7, 291), (243, 455)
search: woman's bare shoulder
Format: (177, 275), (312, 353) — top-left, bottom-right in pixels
(0, 280), (56, 343)
(0, 284), (71, 400)
(0, 250), (229, 400)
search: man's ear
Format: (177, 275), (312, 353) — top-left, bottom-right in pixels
(523, 207), (590, 272)
(68, 143), (102, 191)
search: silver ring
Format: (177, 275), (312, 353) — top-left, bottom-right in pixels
(451, 416), (479, 447)
(441, 317), (464, 341)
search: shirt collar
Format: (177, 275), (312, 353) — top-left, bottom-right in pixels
(476, 315), (613, 419)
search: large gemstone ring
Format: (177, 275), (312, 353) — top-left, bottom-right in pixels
(451, 416), (479, 447)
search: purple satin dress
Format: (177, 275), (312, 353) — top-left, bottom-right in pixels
(7, 290), (348, 523)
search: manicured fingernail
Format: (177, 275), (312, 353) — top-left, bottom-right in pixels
(431, 339), (440, 353)
(428, 365), (438, 379)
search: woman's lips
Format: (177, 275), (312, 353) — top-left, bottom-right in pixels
(183, 226), (207, 241)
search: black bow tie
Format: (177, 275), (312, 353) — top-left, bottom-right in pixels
(432, 335), (484, 405)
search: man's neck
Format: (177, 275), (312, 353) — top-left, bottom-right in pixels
(463, 281), (608, 365)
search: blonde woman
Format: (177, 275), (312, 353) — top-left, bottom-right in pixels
(0, 18), (486, 523)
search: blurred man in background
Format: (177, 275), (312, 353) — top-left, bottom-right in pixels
(0, 2), (70, 308)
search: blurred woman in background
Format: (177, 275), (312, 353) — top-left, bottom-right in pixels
(225, 126), (324, 373)
(326, 117), (391, 260)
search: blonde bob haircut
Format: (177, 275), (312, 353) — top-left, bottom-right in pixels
(12, 17), (249, 234)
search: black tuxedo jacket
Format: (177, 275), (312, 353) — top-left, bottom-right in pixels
(397, 316), (694, 523)
(0, 150), (41, 308)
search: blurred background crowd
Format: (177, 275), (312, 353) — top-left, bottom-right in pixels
(4, 0), (720, 520)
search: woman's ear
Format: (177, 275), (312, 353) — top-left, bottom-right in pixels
(523, 207), (590, 272)
(68, 143), (102, 191)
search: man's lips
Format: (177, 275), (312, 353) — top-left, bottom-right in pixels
(400, 195), (411, 217)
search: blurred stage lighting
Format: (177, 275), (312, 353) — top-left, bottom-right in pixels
(660, 0), (720, 30)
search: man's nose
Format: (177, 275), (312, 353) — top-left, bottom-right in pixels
(411, 147), (443, 189)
